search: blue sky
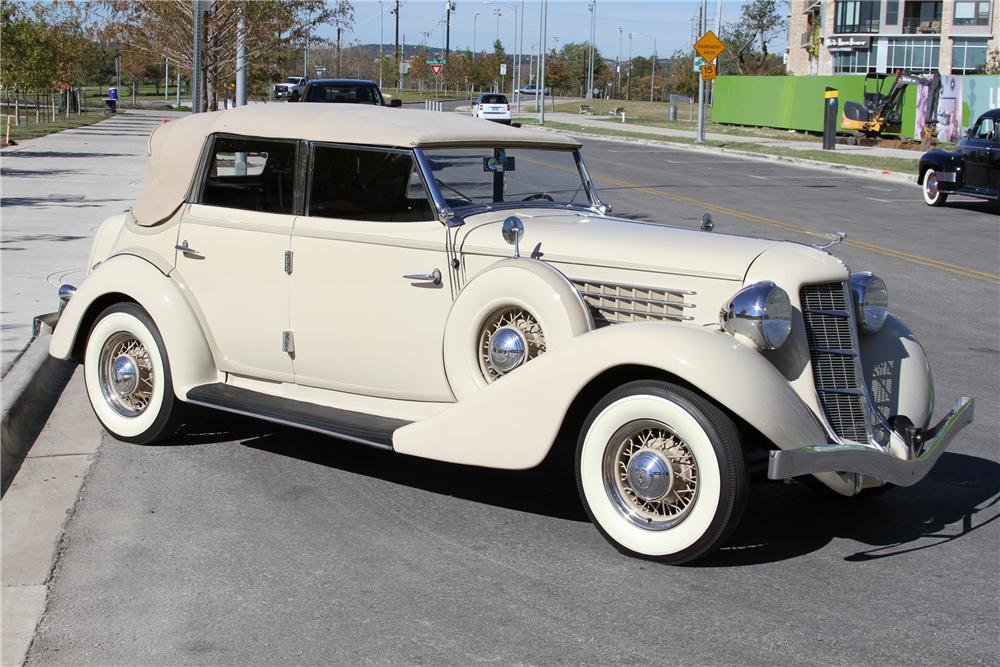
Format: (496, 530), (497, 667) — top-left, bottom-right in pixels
(315, 1), (766, 59)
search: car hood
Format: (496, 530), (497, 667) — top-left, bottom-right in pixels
(458, 208), (776, 282)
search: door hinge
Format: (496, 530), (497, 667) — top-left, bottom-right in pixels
(284, 250), (293, 275)
(282, 330), (295, 354)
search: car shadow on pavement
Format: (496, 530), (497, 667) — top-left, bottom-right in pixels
(167, 412), (998, 564)
(702, 452), (1000, 567)
(941, 199), (1000, 214)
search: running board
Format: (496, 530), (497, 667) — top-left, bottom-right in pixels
(185, 383), (409, 450)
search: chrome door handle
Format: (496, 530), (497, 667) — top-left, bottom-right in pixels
(175, 240), (203, 257)
(403, 268), (442, 285)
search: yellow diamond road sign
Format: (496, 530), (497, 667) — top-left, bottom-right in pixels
(694, 30), (725, 63)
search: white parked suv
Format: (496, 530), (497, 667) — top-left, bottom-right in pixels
(471, 93), (511, 124)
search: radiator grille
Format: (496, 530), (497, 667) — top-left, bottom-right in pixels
(800, 282), (871, 443)
(571, 279), (695, 327)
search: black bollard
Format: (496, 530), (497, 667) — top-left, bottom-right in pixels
(823, 87), (838, 150)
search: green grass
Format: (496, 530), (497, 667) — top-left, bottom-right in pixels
(2, 111), (108, 146)
(521, 119), (920, 174)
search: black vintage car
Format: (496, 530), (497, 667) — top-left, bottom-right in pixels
(919, 108), (1000, 206)
(289, 78), (402, 107)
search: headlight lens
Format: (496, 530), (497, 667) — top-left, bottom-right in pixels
(850, 272), (889, 334)
(720, 281), (793, 350)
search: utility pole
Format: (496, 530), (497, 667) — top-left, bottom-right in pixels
(379, 0), (384, 89)
(236, 11), (247, 106)
(626, 32), (633, 101)
(586, 0), (597, 100)
(696, 0), (707, 143)
(616, 27), (622, 98)
(445, 1), (454, 62)
(393, 0), (401, 89)
(474, 12), (479, 57)
(537, 0), (547, 124)
(516, 0), (524, 111)
(650, 38), (656, 102)
(191, 0), (203, 113)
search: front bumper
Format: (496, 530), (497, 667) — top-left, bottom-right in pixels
(767, 396), (974, 487)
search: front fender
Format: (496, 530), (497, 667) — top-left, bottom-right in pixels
(50, 254), (220, 396)
(394, 321), (827, 469)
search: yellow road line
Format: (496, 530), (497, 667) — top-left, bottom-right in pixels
(592, 171), (1000, 286)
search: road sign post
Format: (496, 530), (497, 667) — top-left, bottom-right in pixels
(693, 29), (725, 145)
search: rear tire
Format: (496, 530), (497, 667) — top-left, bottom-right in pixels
(83, 303), (182, 444)
(575, 381), (748, 564)
(922, 169), (948, 207)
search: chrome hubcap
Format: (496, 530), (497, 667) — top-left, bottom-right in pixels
(478, 307), (545, 382)
(603, 419), (699, 530)
(99, 332), (154, 417)
(926, 174), (938, 197)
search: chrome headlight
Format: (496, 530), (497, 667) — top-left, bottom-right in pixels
(721, 281), (793, 350)
(850, 272), (889, 334)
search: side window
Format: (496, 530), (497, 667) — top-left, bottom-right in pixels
(308, 145), (434, 222)
(973, 117), (994, 140)
(200, 136), (296, 214)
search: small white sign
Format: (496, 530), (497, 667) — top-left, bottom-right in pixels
(693, 55), (706, 72)
(500, 63), (508, 76)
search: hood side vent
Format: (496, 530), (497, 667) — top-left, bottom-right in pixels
(571, 279), (695, 327)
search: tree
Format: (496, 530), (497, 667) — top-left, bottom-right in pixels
(719, 0), (787, 75)
(664, 50), (697, 98)
(89, 1), (343, 110)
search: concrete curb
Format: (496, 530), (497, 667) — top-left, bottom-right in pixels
(1, 335), (76, 495)
(530, 125), (919, 186)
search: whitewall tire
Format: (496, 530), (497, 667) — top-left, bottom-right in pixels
(922, 169), (948, 207)
(84, 303), (181, 444)
(576, 381), (747, 563)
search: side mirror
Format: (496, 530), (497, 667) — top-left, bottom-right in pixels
(390, 98), (403, 108)
(502, 216), (524, 258)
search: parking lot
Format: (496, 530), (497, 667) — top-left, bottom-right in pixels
(5, 116), (999, 664)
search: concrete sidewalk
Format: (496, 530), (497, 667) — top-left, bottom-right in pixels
(0, 110), (185, 376)
(519, 112), (925, 162)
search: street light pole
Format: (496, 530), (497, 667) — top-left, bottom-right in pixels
(538, 0), (547, 124)
(474, 12), (479, 57)
(494, 8), (502, 44)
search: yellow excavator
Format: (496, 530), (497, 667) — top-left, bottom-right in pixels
(841, 71), (942, 143)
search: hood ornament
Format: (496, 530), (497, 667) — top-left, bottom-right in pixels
(813, 231), (846, 250)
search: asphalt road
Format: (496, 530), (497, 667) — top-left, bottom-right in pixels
(27, 136), (1000, 664)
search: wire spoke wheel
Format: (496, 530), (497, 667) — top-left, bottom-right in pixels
(603, 419), (699, 531)
(478, 306), (546, 382)
(98, 331), (155, 417)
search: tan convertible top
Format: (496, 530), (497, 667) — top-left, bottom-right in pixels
(131, 104), (580, 226)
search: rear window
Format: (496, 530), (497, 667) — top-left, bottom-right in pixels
(480, 94), (508, 105)
(306, 85), (381, 104)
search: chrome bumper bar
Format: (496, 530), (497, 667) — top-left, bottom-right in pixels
(768, 396), (974, 487)
(32, 284), (76, 337)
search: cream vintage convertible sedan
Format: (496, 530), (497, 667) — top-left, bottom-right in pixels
(47, 105), (974, 563)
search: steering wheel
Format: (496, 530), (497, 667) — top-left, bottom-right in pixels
(521, 193), (554, 202)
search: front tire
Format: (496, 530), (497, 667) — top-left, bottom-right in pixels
(576, 381), (747, 563)
(922, 169), (948, 207)
(84, 302), (182, 444)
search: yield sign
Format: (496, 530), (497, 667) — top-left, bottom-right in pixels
(430, 63), (444, 78)
(693, 30), (725, 63)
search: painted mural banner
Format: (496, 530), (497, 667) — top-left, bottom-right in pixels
(917, 75), (1000, 140)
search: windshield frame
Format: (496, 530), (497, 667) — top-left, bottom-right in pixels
(412, 146), (608, 225)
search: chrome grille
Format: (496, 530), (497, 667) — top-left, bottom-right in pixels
(800, 282), (871, 443)
(571, 279), (695, 327)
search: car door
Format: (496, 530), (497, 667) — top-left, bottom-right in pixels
(988, 121), (1000, 196)
(962, 116), (994, 192)
(289, 143), (455, 401)
(174, 134), (298, 382)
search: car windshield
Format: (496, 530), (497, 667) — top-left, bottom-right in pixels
(306, 85), (381, 104)
(422, 147), (590, 209)
(480, 94), (508, 105)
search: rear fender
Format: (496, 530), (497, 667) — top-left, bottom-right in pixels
(394, 321), (827, 469)
(50, 254), (220, 397)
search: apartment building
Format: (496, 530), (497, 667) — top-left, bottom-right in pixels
(787, 1), (998, 75)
